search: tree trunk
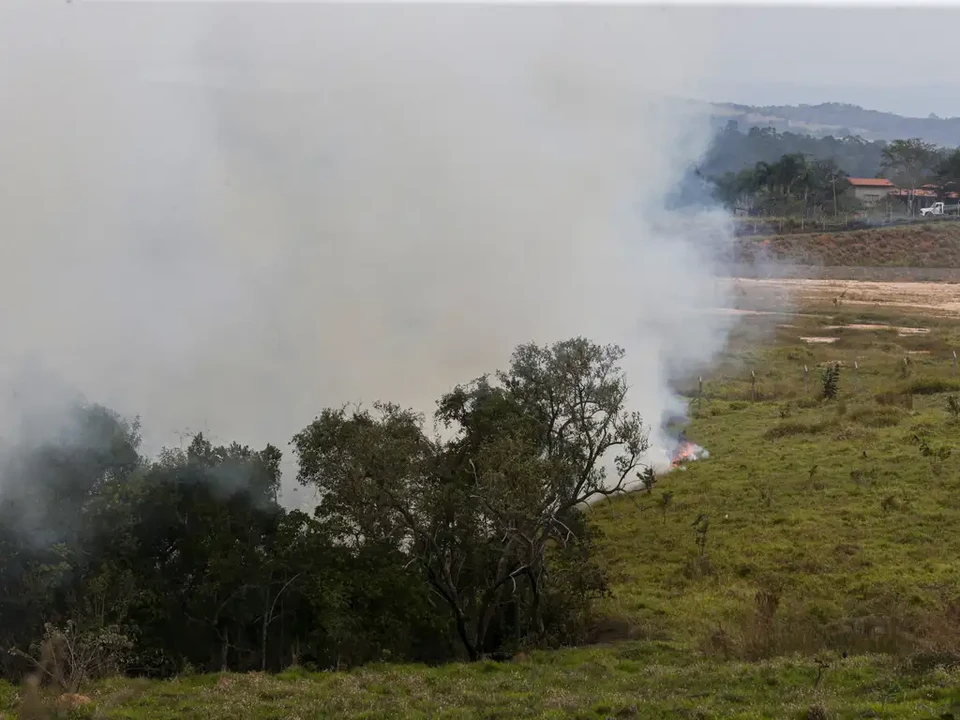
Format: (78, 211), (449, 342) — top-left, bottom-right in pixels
(455, 612), (478, 661)
(524, 567), (545, 638)
(426, 569), (479, 661)
(476, 583), (510, 657)
(220, 627), (229, 672)
(261, 592), (270, 672)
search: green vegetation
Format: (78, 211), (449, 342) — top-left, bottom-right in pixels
(8, 298), (960, 717)
(593, 305), (960, 659)
(0, 339), (644, 711)
(702, 123), (888, 181)
(703, 126), (960, 221)
(711, 151), (854, 218)
(3, 648), (960, 719)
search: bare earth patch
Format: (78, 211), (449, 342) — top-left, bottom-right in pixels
(725, 278), (960, 317)
(800, 337), (837, 344)
(822, 323), (931, 336)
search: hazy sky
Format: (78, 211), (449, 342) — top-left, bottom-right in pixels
(0, 1), (951, 500)
(703, 7), (960, 117)
(3, 3), (958, 117)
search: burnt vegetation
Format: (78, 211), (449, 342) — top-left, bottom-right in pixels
(0, 337), (649, 682)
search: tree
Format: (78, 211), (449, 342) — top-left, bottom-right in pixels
(292, 338), (648, 660)
(807, 159), (850, 216)
(710, 151), (858, 217)
(700, 122), (887, 184)
(935, 148), (960, 192)
(821, 363), (840, 400)
(880, 138), (940, 213)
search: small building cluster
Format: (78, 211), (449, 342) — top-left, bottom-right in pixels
(846, 177), (958, 212)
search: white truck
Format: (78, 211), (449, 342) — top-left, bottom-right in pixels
(921, 201), (945, 217)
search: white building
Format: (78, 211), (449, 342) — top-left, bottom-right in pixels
(846, 177), (896, 206)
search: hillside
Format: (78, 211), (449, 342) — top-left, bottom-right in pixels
(734, 221), (960, 269)
(711, 101), (960, 146)
(9, 292), (960, 717)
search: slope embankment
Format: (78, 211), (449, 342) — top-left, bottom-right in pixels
(731, 221), (960, 280)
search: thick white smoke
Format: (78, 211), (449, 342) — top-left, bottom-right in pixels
(0, 4), (738, 501)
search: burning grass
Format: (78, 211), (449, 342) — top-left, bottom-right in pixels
(669, 437), (709, 469)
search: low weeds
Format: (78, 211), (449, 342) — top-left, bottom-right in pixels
(764, 418), (836, 439)
(704, 595), (952, 663)
(875, 391), (914, 409)
(846, 405), (905, 428)
(905, 377), (960, 395)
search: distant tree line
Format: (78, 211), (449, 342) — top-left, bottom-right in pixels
(702, 122), (888, 179)
(0, 338), (646, 683)
(701, 123), (960, 216)
(710, 153), (851, 217)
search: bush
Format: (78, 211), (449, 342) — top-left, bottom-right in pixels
(847, 405), (905, 428)
(11, 621), (133, 694)
(820, 363), (840, 400)
(875, 391), (913, 409)
(764, 420), (834, 439)
(947, 395), (960, 420)
(906, 377), (960, 395)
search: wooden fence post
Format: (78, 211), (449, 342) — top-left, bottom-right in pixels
(953, 350), (957, 376)
(698, 376), (703, 410)
(804, 365), (809, 395)
(854, 361), (859, 392)
(751, 370), (757, 401)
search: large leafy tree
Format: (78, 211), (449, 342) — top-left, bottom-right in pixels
(881, 138), (940, 209)
(935, 148), (960, 192)
(0, 403), (142, 676)
(293, 338), (647, 660)
(712, 153), (850, 216)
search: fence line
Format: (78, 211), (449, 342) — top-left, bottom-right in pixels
(733, 213), (960, 239)
(692, 350), (960, 404)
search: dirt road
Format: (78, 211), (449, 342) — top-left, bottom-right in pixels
(727, 278), (960, 316)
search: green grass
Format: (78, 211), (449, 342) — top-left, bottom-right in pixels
(4, 648), (960, 719)
(593, 304), (960, 663)
(9, 300), (960, 718)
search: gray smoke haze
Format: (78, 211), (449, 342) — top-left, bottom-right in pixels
(0, 3), (742, 502)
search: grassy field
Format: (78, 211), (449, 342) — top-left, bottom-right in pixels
(3, 649), (958, 719)
(8, 296), (960, 718)
(596, 302), (960, 656)
(735, 221), (960, 267)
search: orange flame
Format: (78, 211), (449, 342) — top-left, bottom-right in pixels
(671, 441), (699, 468)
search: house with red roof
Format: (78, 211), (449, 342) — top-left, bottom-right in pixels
(845, 177), (896, 206)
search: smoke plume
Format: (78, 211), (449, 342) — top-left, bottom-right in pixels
(0, 3), (740, 502)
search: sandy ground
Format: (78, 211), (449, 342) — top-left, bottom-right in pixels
(726, 278), (960, 316)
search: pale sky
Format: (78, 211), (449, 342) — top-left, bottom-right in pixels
(0, 0), (954, 484)
(703, 7), (960, 117)
(2, 3), (958, 117)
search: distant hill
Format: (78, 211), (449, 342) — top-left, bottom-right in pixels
(710, 102), (960, 146)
